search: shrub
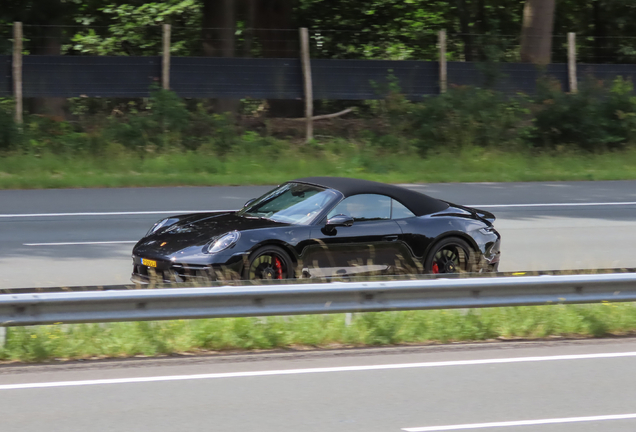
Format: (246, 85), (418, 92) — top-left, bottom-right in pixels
(530, 77), (636, 151)
(105, 114), (159, 151)
(0, 99), (19, 151)
(408, 87), (525, 154)
(101, 91), (243, 156)
(149, 88), (189, 135)
(209, 113), (239, 156)
(603, 78), (636, 146)
(23, 115), (94, 155)
(102, 89), (190, 151)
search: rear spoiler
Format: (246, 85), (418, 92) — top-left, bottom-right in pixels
(472, 208), (496, 224)
(443, 201), (496, 225)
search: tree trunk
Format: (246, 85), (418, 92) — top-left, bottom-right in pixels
(202, 0), (235, 57)
(593, 0), (606, 63)
(476, 0), (488, 60)
(457, 0), (474, 62)
(476, 0), (487, 34)
(202, 0), (238, 114)
(254, 0), (303, 118)
(31, 25), (65, 118)
(243, 0), (256, 57)
(519, 0), (556, 64)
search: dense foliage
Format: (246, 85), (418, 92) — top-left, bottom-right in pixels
(530, 77), (636, 151)
(1, 1), (636, 158)
(3, 79), (636, 157)
(1, 1), (636, 60)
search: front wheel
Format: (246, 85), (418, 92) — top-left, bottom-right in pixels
(244, 246), (294, 280)
(424, 237), (476, 274)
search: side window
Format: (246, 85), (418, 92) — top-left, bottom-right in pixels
(392, 199), (415, 219)
(328, 194), (391, 221)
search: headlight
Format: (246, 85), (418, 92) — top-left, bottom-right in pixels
(206, 231), (240, 254)
(146, 218), (178, 237)
(479, 226), (495, 235)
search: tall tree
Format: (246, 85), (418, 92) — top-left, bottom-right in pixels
(202, 0), (235, 56)
(0, 0), (76, 116)
(519, 0), (556, 64)
(255, 0), (301, 117)
(201, 0), (237, 114)
(457, 0), (475, 61)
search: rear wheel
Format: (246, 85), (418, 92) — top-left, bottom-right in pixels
(244, 246), (294, 280)
(424, 237), (475, 274)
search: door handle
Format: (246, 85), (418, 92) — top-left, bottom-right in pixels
(383, 235), (399, 242)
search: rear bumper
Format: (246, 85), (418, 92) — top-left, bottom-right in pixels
(476, 235), (501, 273)
(480, 257), (499, 273)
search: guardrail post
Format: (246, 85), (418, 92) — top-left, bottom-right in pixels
(439, 29), (447, 94)
(567, 32), (577, 93)
(345, 312), (353, 327)
(0, 327), (6, 348)
(299, 27), (313, 143)
(13, 21), (23, 124)
(162, 24), (171, 90)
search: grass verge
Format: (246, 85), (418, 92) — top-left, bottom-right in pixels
(2, 146), (636, 189)
(2, 303), (635, 363)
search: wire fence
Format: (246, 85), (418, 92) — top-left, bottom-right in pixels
(6, 24), (636, 63)
(9, 25), (301, 58)
(308, 29), (440, 61)
(575, 36), (636, 64)
(3, 25), (636, 120)
(0, 24), (12, 56)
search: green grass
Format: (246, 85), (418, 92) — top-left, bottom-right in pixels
(2, 303), (636, 363)
(1, 146), (636, 189)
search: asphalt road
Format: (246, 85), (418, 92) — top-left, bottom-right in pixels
(2, 339), (636, 431)
(1, 181), (636, 288)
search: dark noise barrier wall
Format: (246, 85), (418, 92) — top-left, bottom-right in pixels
(2, 55), (635, 100)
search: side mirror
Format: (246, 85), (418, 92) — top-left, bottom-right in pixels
(244, 198), (257, 208)
(326, 214), (354, 228)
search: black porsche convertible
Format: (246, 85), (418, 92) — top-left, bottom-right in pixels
(131, 177), (501, 283)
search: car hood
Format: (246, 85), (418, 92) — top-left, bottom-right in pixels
(134, 212), (290, 255)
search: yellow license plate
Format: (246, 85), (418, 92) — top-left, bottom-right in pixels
(142, 258), (157, 268)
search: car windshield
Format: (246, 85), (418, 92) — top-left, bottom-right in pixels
(238, 183), (340, 225)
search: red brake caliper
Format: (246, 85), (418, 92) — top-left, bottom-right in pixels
(274, 257), (283, 279)
(432, 262), (439, 274)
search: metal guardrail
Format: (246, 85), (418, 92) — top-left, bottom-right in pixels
(2, 273), (636, 326)
(3, 268), (635, 295)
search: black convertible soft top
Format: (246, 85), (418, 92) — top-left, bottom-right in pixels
(293, 176), (449, 216)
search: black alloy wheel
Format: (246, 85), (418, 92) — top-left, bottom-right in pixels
(245, 245), (294, 280)
(424, 237), (475, 274)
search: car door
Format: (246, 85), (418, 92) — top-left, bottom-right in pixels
(303, 194), (404, 277)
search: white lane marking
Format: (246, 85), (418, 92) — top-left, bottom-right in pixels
(467, 201), (636, 208)
(2, 351), (636, 391)
(0, 210), (233, 218)
(23, 241), (138, 246)
(402, 413), (636, 431)
(1, 203), (635, 218)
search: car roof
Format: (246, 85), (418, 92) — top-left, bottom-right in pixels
(292, 176), (449, 216)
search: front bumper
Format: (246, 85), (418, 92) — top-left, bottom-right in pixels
(131, 254), (244, 284)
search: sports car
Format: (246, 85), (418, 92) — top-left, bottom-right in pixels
(131, 177), (501, 283)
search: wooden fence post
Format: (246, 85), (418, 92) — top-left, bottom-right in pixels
(13, 22), (23, 124)
(439, 30), (447, 94)
(299, 27), (313, 143)
(162, 24), (171, 90)
(568, 32), (577, 93)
